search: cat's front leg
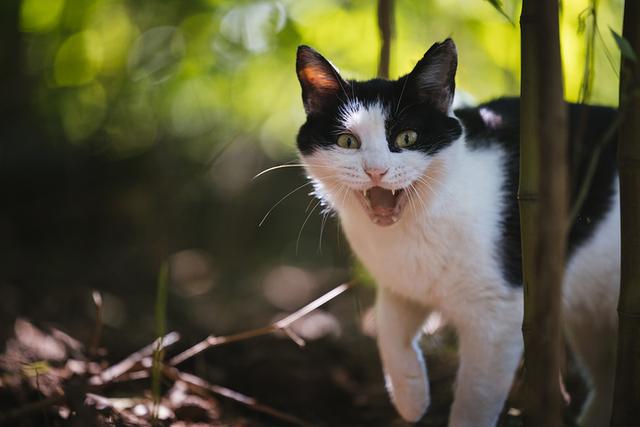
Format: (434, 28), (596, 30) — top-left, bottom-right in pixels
(448, 305), (523, 427)
(376, 287), (430, 422)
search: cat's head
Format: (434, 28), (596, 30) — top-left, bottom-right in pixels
(296, 39), (462, 226)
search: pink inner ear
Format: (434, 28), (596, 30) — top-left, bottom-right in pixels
(299, 66), (339, 93)
(479, 107), (503, 129)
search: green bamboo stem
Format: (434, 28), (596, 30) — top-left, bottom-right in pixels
(519, 1), (568, 426)
(611, 2), (640, 425)
(377, 0), (394, 79)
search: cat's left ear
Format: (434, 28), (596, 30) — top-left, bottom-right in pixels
(296, 46), (347, 115)
(405, 38), (458, 113)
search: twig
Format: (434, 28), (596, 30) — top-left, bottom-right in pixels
(283, 327), (306, 347)
(85, 393), (148, 425)
(162, 366), (315, 427)
(111, 370), (150, 383)
(170, 282), (352, 366)
(89, 291), (103, 358)
(90, 332), (180, 386)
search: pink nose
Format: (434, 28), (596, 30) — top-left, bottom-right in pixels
(364, 167), (389, 181)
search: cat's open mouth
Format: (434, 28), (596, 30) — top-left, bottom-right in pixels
(356, 186), (408, 226)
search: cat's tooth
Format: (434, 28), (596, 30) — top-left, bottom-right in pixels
(392, 189), (396, 196)
(362, 190), (367, 197)
(391, 215), (399, 222)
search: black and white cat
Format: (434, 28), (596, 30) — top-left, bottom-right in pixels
(295, 39), (619, 427)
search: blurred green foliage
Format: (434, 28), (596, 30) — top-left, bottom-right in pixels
(0, 3), (626, 422)
(19, 0), (623, 161)
(1, 0), (625, 353)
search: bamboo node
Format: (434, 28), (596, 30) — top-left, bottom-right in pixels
(617, 309), (640, 319)
(618, 158), (640, 170)
(517, 192), (539, 202)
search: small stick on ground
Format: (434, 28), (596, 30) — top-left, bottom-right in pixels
(170, 282), (352, 366)
(163, 366), (315, 427)
(90, 332), (180, 386)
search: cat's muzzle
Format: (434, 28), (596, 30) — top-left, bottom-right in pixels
(356, 186), (408, 226)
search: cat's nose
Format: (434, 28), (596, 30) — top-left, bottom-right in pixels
(364, 167), (389, 182)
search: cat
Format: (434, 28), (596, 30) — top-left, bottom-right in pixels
(294, 39), (620, 427)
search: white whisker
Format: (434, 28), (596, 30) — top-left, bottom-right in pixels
(410, 183), (427, 213)
(259, 180), (316, 227)
(253, 162), (340, 180)
(296, 199), (322, 254)
(406, 183), (418, 218)
(253, 164), (306, 179)
(395, 76), (410, 116)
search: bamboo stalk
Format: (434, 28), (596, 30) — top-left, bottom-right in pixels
(376, 0), (394, 79)
(611, 2), (640, 425)
(519, 1), (568, 426)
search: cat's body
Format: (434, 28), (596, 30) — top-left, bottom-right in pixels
(295, 40), (619, 427)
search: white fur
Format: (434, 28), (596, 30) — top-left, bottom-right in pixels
(300, 102), (620, 427)
(563, 187), (620, 427)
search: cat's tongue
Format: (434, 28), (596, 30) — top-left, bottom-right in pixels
(357, 185), (408, 226)
(368, 187), (396, 212)
(361, 186), (403, 226)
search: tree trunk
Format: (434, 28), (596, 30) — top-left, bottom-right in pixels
(611, 2), (640, 425)
(376, 0), (394, 79)
(519, 0), (568, 426)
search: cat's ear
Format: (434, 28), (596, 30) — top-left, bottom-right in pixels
(296, 45), (347, 115)
(405, 39), (457, 113)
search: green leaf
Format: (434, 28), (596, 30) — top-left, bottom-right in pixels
(611, 28), (638, 63)
(484, 0), (514, 24)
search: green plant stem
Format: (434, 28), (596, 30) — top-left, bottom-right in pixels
(519, 0), (568, 426)
(611, 2), (640, 425)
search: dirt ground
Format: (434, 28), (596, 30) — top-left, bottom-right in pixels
(0, 281), (587, 427)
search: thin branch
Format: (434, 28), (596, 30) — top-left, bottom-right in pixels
(377, 0), (394, 78)
(283, 327), (306, 347)
(170, 282), (352, 366)
(162, 366), (315, 427)
(89, 332), (180, 386)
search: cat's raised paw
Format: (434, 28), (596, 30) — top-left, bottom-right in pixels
(385, 372), (430, 422)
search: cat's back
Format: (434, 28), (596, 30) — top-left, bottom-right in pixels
(455, 97), (617, 156)
(455, 98), (619, 286)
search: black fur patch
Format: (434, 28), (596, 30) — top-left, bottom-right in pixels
(456, 98), (618, 287)
(296, 76), (461, 156)
(296, 40), (461, 156)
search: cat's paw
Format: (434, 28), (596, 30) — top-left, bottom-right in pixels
(385, 371), (430, 422)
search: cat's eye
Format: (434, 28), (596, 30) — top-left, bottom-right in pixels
(395, 130), (418, 148)
(337, 133), (361, 149)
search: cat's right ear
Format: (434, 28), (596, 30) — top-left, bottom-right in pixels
(296, 46), (347, 115)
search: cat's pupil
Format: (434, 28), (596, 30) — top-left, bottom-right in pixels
(404, 134), (409, 143)
(347, 137), (352, 147)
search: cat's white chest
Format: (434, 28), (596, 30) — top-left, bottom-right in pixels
(343, 211), (491, 310)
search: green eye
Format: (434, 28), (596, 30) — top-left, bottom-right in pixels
(337, 133), (361, 149)
(395, 130), (418, 148)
